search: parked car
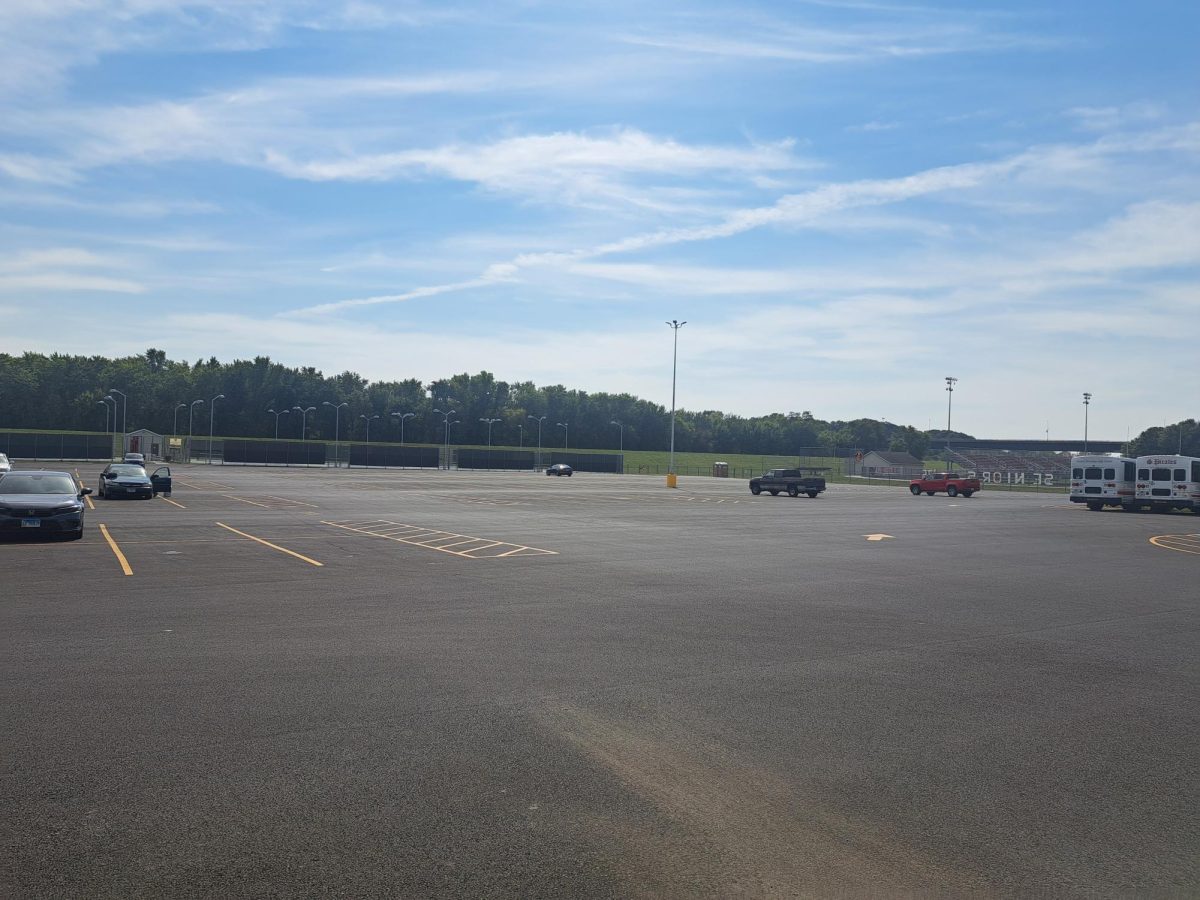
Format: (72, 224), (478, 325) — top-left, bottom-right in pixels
(546, 463), (573, 477)
(0, 470), (91, 540)
(122, 452), (146, 466)
(909, 472), (981, 497)
(98, 463), (172, 499)
(0, 453), (10, 474)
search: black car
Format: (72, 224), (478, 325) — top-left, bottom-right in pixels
(98, 463), (172, 499)
(546, 464), (573, 477)
(0, 470), (91, 540)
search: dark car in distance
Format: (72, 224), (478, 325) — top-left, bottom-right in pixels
(98, 463), (173, 499)
(546, 464), (573, 477)
(0, 470), (91, 540)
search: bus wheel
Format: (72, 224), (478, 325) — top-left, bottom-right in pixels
(1086, 501), (1103, 511)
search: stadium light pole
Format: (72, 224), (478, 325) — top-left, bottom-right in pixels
(518, 423), (524, 449)
(434, 408), (457, 469)
(945, 376), (958, 470)
(610, 420), (624, 453)
(267, 407), (289, 439)
(1082, 392), (1091, 453)
(391, 411), (415, 446)
(667, 320), (686, 478)
(557, 421), (569, 449)
(188, 399), (204, 462)
(108, 388), (127, 451)
(324, 401), (348, 466)
(208, 394), (225, 464)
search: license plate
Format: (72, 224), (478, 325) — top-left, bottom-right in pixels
(21, 518), (41, 528)
(126, 486), (139, 492)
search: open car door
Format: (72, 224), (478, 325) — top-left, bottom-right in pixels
(150, 466), (172, 497)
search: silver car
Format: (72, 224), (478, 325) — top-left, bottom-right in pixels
(0, 453), (10, 475)
(0, 470), (91, 540)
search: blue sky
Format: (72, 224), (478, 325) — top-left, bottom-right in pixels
(1, 1), (1197, 440)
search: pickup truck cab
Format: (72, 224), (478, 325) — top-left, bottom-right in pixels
(910, 472), (980, 498)
(749, 468), (827, 498)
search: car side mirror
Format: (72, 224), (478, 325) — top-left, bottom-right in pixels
(80, 488), (93, 496)
(104, 472), (117, 479)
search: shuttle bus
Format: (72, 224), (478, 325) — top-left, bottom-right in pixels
(1069, 455), (1136, 511)
(1131, 455), (1200, 513)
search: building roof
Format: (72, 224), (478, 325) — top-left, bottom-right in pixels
(865, 450), (923, 466)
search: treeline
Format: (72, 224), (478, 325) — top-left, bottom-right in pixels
(1126, 421), (1199, 457)
(0, 350), (942, 456)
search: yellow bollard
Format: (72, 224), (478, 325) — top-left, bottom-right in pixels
(666, 473), (677, 488)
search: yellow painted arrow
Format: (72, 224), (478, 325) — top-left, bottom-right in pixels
(863, 534), (894, 541)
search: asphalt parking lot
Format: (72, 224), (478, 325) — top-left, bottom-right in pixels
(2, 463), (1197, 897)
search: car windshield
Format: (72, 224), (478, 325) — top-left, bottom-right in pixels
(0, 473), (78, 494)
(110, 465), (147, 475)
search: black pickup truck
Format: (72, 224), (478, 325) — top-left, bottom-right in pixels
(749, 468), (827, 498)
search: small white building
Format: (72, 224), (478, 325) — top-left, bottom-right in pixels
(125, 428), (165, 461)
(855, 450), (924, 479)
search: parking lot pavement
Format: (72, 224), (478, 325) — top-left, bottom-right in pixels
(3, 464), (1198, 896)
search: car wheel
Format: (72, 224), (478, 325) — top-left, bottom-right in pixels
(807, 491), (818, 498)
(750, 485), (761, 495)
(910, 485), (921, 495)
(947, 485), (958, 497)
(962, 490), (974, 498)
(787, 484), (799, 497)
(566, 472), (572, 477)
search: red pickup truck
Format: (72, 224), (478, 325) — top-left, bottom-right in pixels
(910, 472), (981, 498)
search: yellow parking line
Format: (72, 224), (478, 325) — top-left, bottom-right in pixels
(98, 524), (133, 576)
(215, 522), (324, 567)
(161, 496), (186, 509)
(74, 471), (96, 509)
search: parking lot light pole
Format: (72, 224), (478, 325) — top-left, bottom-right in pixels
(99, 400), (111, 435)
(208, 393), (225, 464)
(173, 402), (187, 436)
(945, 376), (958, 470)
(108, 388), (127, 452)
(480, 417), (500, 447)
(323, 401), (348, 466)
(359, 413), (380, 443)
(557, 421), (569, 449)
(188, 399), (204, 462)
(528, 415), (546, 465)
(434, 408), (457, 469)
(293, 405), (316, 439)
(1082, 392), (1091, 453)
(267, 407), (290, 439)
(391, 411), (415, 445)
(610, 419), (624, 452)
(666, 320), (686, 478)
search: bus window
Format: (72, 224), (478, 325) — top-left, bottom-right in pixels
(1138, 468), (1149, 480)
(1194, 461), (1200, 481)
(1152, 468), (1171, 481)
(1072, 467), (1083, 478)
(1124, 461), (1136, 480)
(1173, 468), (1186, 481)
(1085, 467), (1102, 479)
(1103, 468), (1115, 479)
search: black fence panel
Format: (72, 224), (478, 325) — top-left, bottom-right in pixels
(550, 452), (623, 473)
(222, 440), (326, 466)
(456, 449), (536, 470)
(347, 444), (439, 468)
(0, 432), (114, 460)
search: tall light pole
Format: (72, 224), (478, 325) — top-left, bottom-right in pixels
(323, 401), (348, 466)
(610, 419), (624, 452)
(480, 417), (500, 447)
(108, 388), (127, 451)
(293, 405), (315, 439)
(945, 376), (958, 470)
(267, 407), (289, 439)
(208, 393), (225, 465)
(667, 320), (686, 479)
(557, 421), (569, 449)
(528, 415), (546, 462)
(188, 399), (204, 462)
(99, 400), (111, 435)
(173, 402), (186, 436)
(359, 413), (380, 442)
(391, 411), (415, 446)
(518, 423), (524, 449)
(1082, 392), (1091, 453)
(434, 408), (457, 469)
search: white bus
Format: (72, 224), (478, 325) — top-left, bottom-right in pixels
(1131, 455), (1200, 513)
(1069, 455), (1136, 511)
